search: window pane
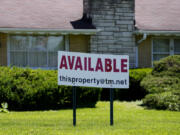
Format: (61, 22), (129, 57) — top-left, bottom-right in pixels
(153, 39), (170, 53)
(174, 39), (180, 55)
(29, 36), (48, 67)
(48, 52), (58, 67)
(47, 36), (65, 51)
(153, 54), (169, 61)
(10, 36), (29, 51)
(29, 52), (47, 67)
(30, 36), (47, 51)
(10, 51), (28, 67)
(9, 35), (65, 68)
(9, 36), (28, 66)
(47, 36), (65, 67)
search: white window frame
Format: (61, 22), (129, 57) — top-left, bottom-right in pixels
(151, 37), (180, 66)
(7, 34), (69, 69)
(174, 38), (180, 55)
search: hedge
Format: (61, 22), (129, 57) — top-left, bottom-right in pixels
(101, 68), (152, 101)
(141, 55), (180, 111)
(0, 66), (153, 110)
(0, 67), (101, 111)
(143, 91), (180, 111)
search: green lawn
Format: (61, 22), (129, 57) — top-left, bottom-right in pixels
(0, 101), (180, 135)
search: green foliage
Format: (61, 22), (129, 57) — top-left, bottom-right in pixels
(141, 55), (180, 111)
(0, 67), (102, 111)
(152, 55), (180, 77)
(101, 68), (152, 101)
(0, 102), (9, 113)
(141, 75), (180, 94)
(143, 92), (180, 111)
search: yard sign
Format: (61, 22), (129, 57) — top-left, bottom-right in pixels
(58, 51), (129, 126)
(58, 51), (129, 88)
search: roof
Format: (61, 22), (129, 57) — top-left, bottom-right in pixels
(135, 0), (180, 31)
(0, 0), (88, 30)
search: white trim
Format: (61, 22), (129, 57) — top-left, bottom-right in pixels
(65, 35), (70, 51)
(170, 39), (174, 55)
(7, 34), (67, 69)
(153, 52), (169, 54)
(151, 38), (153, 67)
(174, 39), (180, 55)
(28, 36), (33, 66)
(152, 38), (170, 63)
(7, 34), (10, 66)
(0, 28), (100, 35)
(134, 30), (180, 36)
(151, 37), (180, 66)
(135, 47), (138, 67)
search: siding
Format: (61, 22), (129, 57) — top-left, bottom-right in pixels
(138, 36), (152, 67)
(0, 33), (7, 66)
(69, 35), (90, 52)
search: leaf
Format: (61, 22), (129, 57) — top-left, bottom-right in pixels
(1, 102), (8, 109)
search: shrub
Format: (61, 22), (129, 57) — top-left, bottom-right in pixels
(142, 55), (180, 111)
(143, 91), (180, 111)
(0, 67), (102, 111)
(152, 55), (180, 77)
(141, 75), (180, 94)
(101, 68), (152, 101)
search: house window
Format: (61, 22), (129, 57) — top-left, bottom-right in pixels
(174, 39), (180, 55)
(152, 38), (180, 61)
(9, 35), (65, 69)
(153, 39), (170, 61)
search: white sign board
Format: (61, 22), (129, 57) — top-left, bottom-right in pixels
(58, 51), (129, 88)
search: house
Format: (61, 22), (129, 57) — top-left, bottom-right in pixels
(0, 0), (179, 68)
(135, 0), (180, 67)
(0, 0), (98, 69)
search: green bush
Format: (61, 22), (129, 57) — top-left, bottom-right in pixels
(141, 75), (180, 94)
(141, 55), (180, 111)
(143, 91), (180, 111)
(0, 67), (102, 111)
(101, 68), (152, 101)
(152, 55), (180, 77)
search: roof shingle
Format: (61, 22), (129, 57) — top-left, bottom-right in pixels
(0, 0), (83, 29)
(135, 0), (180, 31)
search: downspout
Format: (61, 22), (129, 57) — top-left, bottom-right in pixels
(138, 33), (147, 44)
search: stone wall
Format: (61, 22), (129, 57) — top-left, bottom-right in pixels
(84, 0), (136, 68)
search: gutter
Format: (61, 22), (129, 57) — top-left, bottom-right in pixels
(0, 28), (101, 35)
(134, 30), (180, 36)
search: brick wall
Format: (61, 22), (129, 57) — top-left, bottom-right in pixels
(84, 0), (136, 68)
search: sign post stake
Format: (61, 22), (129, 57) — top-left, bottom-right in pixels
(73, 86), (76, 126)
(110, 88), (114, 126)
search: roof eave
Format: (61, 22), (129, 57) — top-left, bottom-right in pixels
(0, 28), (101, 35)
(134, 30), (180, 36)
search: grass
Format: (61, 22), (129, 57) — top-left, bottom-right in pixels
(0, 101), (180, 135)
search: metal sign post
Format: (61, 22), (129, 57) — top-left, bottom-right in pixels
(73, 86), (76, 126)
(110, 88), (114, 126)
